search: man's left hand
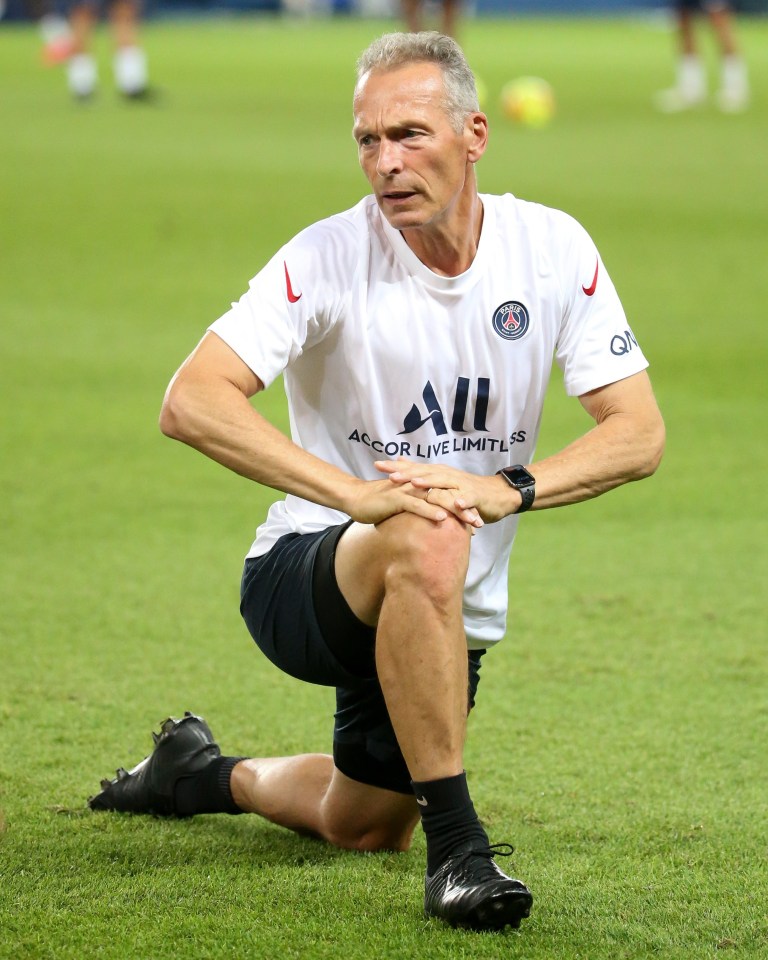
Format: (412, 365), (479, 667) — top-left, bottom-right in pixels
(375, 459), (514, 524)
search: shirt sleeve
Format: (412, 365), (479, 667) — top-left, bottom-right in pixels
(551, 212), (649, 397)
(208, 223), (347, 389)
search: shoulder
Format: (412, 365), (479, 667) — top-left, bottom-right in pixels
(483, 193), (600, 298)
(266, 197), (376, 300)
(284, 196), (377, 261)
(484, 192), (589, 246)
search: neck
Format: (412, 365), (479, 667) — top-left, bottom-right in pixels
(401, 183), (484, 278)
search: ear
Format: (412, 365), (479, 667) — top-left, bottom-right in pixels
(466, 112), (489, 164)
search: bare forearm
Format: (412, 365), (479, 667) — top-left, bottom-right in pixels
(377, 371), (665, 521)
(526, 410), (665, 511)
(159, 332), (477, 528)
(159, 373), (476, 528)
(160, 376), (359, 511)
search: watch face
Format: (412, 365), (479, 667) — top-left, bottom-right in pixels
(504, 466), (534, 487)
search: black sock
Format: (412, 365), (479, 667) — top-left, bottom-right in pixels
(412, 771), (489, 874)
(174, 756), (246, 816)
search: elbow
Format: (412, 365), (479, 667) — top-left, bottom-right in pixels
(635, 415), (666, 480)
(159, 380), (193, 442)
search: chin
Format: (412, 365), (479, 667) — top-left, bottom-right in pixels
(388, 215), (426, 232)
(378, 205), (427, 231)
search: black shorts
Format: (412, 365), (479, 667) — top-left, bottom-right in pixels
(240, 522), (485, 795)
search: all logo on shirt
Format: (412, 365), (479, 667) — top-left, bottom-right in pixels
(492, 301), (530, 341)
(399, 378), (489, 437)
(347, 376), (528, 458)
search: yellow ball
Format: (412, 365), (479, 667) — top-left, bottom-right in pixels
(500, 76), (555, 128)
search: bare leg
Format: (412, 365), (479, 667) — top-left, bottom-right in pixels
(708, 5), (749, 110)
(108, 0), (140, 49)
(108, 0), (148, 96)
(68, 2), (97, 56)
(440, 0), (462, 39)
(67, 3), (99, 97)
(335, 514), (472, 782)
(655, 7), (706, 111)
(708, 5), (739, 57)
(401, 0), (422, 33)
(231, 755), (419, 851)
(232, 513), (473, 849)
(678, 7), (697, 56)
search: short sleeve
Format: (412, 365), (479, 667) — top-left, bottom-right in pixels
(208, 220), (351, 389)
(552, 213), (649, 397)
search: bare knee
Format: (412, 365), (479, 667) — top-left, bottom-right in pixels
(322, 791), (418, 852)
(319, 771), (419, 853)
(382, 515), (471, 606)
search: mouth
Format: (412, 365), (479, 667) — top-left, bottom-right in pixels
(381, 190), (417, 204)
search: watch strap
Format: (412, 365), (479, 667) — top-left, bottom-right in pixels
(497, 466), (536, 514)
(516, 484), (535, 513)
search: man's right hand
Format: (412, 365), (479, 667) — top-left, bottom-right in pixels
(160, 333), (482, 531)
(343, 477), (483, 529)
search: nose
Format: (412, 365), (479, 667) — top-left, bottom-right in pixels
(376, 138), (404, 177)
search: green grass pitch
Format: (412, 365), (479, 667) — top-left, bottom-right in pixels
(1, 13), (767, 959)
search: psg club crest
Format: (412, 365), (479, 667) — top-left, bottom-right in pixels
(492, 301), (530, 341)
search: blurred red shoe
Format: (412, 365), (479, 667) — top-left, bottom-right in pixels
(42, 37), (75, 66)
(40, 15), (74, 66)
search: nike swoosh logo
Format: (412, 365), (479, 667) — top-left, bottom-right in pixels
(582, 258), (598, 297)
(284, 261), (302, 303)
(416, 796), (428, 807)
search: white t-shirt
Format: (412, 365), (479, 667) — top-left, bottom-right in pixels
(210, 193), (649, 647)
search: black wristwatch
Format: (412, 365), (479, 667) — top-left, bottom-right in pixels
(497, 464), (536, 514)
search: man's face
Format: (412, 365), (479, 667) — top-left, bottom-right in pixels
(353, 63), (482, 232)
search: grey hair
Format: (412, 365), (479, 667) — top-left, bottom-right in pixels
(355, 31), (480, 132)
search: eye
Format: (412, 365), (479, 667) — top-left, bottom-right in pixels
(358, 134), (374, 148)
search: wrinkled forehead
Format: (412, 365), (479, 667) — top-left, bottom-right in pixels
(353, 62), (449, 122)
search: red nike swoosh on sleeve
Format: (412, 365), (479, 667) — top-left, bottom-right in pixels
(582, 258), (598, 296)
(284, 261), (302, 303)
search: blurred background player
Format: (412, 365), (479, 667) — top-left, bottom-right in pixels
(25, 0), (75, 65)
(401, 0), (462, 39)
(66, 0), (149, 100)
(655, 0), (749, 113)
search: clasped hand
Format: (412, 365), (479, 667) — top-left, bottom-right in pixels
(370, 458), (512, 527)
